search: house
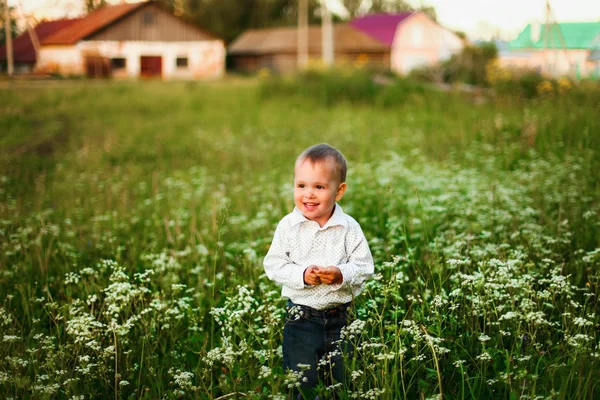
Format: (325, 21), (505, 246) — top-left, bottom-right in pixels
(350, 12), (464, 74)
(228, 23), (390, 73)
(35, 0), (225, 79)
(0, 19), (80, 74)
(228, 11), (464, 75)
(500, 22), (600, 78)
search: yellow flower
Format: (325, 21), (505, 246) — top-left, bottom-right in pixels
(557, 77), (572, 95)
(306, 58), (326, 71)
(537, 80), (554, 96)
(258, 67), (271, 78)
(485, 60), (511, 86)
(354, 53), (369, 68)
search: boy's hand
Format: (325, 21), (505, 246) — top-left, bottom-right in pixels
(316, 266), (343, 285)
(304, 265), (321, 285)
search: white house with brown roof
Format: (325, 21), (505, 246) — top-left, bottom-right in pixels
(228, 24), (390, 73)
(36, 0), (225, 79)
(228, 11), (464, 75)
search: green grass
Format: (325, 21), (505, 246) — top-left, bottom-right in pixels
(0, 76), (598, 399)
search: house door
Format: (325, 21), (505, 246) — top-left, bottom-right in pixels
(85, 56), (111, 78)
(140, 56), (162, 78)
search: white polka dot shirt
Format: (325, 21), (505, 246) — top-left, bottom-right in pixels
(263, 204), (374, 310)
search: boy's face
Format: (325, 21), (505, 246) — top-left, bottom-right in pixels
(294, 158), (346, 227)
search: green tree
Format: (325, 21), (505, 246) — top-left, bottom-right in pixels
(418, 5), (436, 21)
(157, 0), (322, 43)
(84, 0), (108, 13)
(344, 0), (425, 17)
(368, 0), (412, 13)
(155, 0), (437, 43)
(443, 42), (499, 86)
(454, 30), (467, 40)
(343, 0), (364, 17)
(0, 3), (19, 46)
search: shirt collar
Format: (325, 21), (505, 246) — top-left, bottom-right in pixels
(290, 203), (348, 229)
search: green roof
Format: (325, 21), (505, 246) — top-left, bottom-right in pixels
(509, 22), (600, 50)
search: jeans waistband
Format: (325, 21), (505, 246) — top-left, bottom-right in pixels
(288, 300), (351, 318)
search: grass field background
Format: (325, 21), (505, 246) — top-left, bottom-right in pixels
(0, 75), (599, 399)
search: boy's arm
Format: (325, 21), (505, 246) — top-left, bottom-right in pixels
(263, 221), (309, 290)
(330, 224), (374, 289)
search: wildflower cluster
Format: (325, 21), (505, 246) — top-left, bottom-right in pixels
(0, 82), (598, 399)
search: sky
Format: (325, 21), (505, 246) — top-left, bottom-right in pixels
(411, 0), (600, 39)
(9, 0), (600, 40)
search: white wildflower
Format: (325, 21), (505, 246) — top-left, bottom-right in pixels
(341, 319), (366, 340)
(478, 334), (491, 342)
(259, 365), (272, 379)
(573, 317), (592, 327)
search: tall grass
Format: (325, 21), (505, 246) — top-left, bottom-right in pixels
(0, 76), (598, 399)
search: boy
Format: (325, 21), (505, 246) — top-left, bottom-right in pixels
(264, 144), (374, 395)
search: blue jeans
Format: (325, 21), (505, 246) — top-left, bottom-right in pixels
(283, 300), (352, 396)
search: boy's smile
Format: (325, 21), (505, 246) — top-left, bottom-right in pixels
(294, 158), (346, 227)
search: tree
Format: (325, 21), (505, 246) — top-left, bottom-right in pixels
(153, 0), (438, 43)
(443, 42), (499, 86)
(454, 31), (467, 41)
(368, 0), (412, 13)
(342, 0), (364, 17)
(0, 3), (18, 46)
(84, 0), (108, 13)
(418, 5), (436, 21)
(155, 0), (322, 43)
(342, 0), (438, 20)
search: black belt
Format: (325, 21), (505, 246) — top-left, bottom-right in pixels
(288, 301), (351, 318)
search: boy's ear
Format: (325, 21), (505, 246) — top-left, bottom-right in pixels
(335, 182), (347, 201)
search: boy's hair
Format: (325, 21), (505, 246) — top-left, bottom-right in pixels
(296, 143), (347, 183)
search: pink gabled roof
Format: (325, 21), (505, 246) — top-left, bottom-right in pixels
(41, 1), (149, 45)
(350, 12), (414, 46)
(0, 19), (80, 63)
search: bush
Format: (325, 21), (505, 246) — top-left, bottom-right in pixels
(260, 67), (438, 108)
(439, 42), (498, 86)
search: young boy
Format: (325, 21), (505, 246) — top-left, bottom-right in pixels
(264, 144), (374, 395)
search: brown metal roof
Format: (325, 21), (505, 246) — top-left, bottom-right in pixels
(228, 24), (390, 55)
(0, 19), (80, 62)
(41, 1), (149, 45)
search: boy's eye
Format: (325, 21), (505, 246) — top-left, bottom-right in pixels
(316, 185), (324, 189)
(297, 184), (305, 188)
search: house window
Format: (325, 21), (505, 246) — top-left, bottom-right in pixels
(176, 57), (189, 68)
(111, 57), (127, 69)
(143, 11), (156, 25)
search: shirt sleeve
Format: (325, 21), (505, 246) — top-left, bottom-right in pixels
(336, 224), (374, 292)
(263, 220), (307, 290)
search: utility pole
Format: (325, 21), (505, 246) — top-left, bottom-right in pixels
(321, 0), (333, 66)
(3, 0), (13, 76)
(26, 21), (40, 59)
(20, 2), (40, 61)
(543, 0), (573, 77)
(297, 0), (308, 68)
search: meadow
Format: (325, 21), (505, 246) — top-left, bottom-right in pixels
(0, 74), (599, 399)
